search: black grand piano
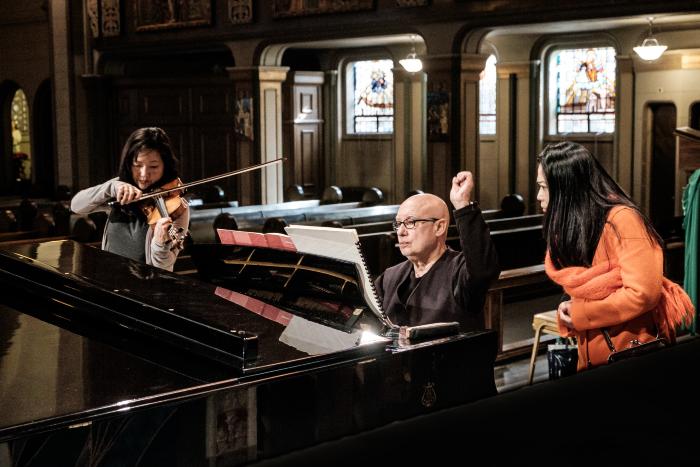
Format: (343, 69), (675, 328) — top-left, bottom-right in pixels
(0, 238), (496, 466)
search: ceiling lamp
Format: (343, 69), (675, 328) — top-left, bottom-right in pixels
(633, 17), (667, 62)
(400, 35), (423, 73)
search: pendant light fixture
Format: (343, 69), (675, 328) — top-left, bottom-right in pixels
(633, 17), (667, 62)
(400, 35), (423, 73)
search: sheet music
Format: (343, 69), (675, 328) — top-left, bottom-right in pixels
(217, 229), (296, 251)
(284, 225), (385, 321)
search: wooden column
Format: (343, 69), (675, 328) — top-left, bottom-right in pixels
(423, 54), (454, 202)
(227, 67), (257, 205)
(616, 56), (634, 195)
(393, 67), (426, 202)
(460, 54), (489, 199)
(496, 61), (533, 207)
(323, 70), (339, 188)
(258, 66), (289, 204)
(49, 1), (77, 189)
(228, 66), (289, 205)
(80, 74), (114, 186)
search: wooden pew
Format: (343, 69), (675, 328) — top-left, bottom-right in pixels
(288, 184), (385, 206)
(192, 202), (397, 242)
(482, 264), (561, 360)
(354, 214), (545, 278)
(0, 200), (73, 238)
(266, 208), (503, 237)
(189, 199), (328, 243)
(0, 210), (19, 233)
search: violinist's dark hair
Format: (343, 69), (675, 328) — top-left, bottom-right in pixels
(538, 141), (662, 269)
(117, 127), (179, 188)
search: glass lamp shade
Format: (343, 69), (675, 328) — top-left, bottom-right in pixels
(399, 52), (423, 73)
(633, 37), (667, 61)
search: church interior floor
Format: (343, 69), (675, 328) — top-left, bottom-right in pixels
(495, 352), (549, 393)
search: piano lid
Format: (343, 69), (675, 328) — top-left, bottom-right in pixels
(0, 303), (220, 438)
(0, 240), (390, 375)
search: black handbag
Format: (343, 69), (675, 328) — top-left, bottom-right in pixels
(547, 338), (578, 379)
(601, 328), (667, 363)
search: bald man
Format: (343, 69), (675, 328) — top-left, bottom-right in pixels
(375, 171), (500, 331)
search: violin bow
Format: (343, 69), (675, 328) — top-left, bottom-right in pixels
(108, 157), (286, 206)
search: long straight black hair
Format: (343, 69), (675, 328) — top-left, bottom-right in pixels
(538, 141), (662, 269)
(117, 127), (179, 188)
(113, 127), (179, 219)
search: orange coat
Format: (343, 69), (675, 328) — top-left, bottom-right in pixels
(555, 206), (667, 370)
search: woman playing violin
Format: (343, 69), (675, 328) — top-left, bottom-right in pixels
(71, 127), (190, 271)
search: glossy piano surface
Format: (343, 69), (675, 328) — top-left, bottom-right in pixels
(0, 240), (390, 372)
(0, 304), (222, 434)
(0, 240), (497, 465)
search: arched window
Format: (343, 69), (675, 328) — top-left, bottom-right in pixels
(547, 47), (616, 134)
(479, 54), (497, 135)
(346, 59), (394, 134)
(11, 89), (31, 185)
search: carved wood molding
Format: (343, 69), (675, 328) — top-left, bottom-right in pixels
(86, 0), (120, 38)
(228, 0), (253, 24)
(396, 0), (430, 6)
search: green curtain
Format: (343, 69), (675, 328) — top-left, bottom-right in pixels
(682, 169), (700, 333)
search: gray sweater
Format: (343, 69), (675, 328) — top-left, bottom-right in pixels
(70, 178), (190, 272)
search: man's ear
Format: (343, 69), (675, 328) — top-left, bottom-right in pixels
(434, 218), (448, 236)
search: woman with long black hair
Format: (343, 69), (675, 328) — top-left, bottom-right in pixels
(536, 141), (693, 370)
(71, 127), (189, 271)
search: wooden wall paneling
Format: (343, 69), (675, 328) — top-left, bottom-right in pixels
(193, 85), (234, 124)
(192, 84), (239, 200)
(297, 84), (321, 194)
(136, 86), (189, 125)
(297, 125), (320, 194)
(113, 79), (239, 201)
(284, 72), (324, 197)
(116, 87), (137, 127)
(193, 126), (238, 201)
(164, 127), (190, 182)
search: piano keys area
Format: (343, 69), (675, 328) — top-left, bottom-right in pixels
(0, 239), (697, 466)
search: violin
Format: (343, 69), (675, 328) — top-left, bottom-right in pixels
(106, 157), (286, 250)
(139, 177), (188, 251)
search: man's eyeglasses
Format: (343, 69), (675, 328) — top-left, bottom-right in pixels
(392, 218), (440, 230)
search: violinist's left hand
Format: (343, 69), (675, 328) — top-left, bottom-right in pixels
(154, 216), (173, 246)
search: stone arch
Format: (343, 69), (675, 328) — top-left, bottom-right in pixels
(460, 28), (493, 55)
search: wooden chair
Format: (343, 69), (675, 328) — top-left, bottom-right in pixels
(526, 309), (560, 385)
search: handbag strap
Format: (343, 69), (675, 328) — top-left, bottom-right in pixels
(601, 326), (662, 352)
(601, 328), (616, 352)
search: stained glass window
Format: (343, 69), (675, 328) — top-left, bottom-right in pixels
(479, 55), (497, 135)
(550, 47), (616, 134)
(11, 89), (31, 183)
(350, 59), (394, 134)
(11, 90), (29, 147)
